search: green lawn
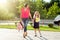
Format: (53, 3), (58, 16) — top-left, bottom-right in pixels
(27, 26), (60, 32)
(0, 25), (60, 32)
(0, 25), (16, 29)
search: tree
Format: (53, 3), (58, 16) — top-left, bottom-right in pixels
(46, 2), (59, 19)
(18, 0), (47, 19)
(51, 0), (60, 7)
(42, 8), (47, 19)
(30, 0), (44, 19)
(0, 0), (18, 20)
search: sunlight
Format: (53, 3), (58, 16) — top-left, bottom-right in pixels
(0, 0), (7, 4)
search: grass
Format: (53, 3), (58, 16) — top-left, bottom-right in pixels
(0, 25), (60, 32)
(27, 25), (60, 32)
(0, 25), (16, 29)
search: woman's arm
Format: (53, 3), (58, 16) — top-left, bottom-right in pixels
(39, 14), (40, 19)
(29, 12), (32, 20)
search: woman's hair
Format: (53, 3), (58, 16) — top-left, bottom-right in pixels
(24, 3), (28, 7)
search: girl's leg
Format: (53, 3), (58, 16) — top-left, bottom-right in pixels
(38, 28), (42, 37)
(34, 28), (37, 36)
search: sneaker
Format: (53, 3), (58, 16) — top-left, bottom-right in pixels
(25, 33), (27, 36)
(23, 34), (26, 38)
(40, 35), (42, 37)
(23, 35), (25, 38)
(35, 35), (37, 37)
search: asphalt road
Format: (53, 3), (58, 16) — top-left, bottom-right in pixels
(0, 29), (60, 40)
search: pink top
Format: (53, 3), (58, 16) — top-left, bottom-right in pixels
(21, 8), (30, 18)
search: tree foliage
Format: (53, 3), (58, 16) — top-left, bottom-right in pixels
(46, 2), (60, 19)
(0, 0), (60, 20)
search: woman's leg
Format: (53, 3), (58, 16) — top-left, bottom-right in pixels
(22, 19), (26, 38)
(23, 18), (29, 38)
(24, 26), (27, 36)
(25, 19), (29, 36)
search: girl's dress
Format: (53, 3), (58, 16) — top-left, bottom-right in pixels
(34, 17), (40, 28)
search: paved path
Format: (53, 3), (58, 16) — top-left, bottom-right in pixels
(0, 29), (60, 40)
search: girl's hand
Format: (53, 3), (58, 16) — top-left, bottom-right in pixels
(31, 19), (33, 23)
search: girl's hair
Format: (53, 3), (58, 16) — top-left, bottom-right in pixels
(33, 11), (40, 18)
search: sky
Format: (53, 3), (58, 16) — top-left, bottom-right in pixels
(43, 0), (51, 2)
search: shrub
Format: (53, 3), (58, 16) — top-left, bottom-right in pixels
(48, 23), (53, 28)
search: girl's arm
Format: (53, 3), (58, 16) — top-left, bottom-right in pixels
(33, 14), (35, 22)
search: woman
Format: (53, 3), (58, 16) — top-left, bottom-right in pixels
(20, 3), (32, 38)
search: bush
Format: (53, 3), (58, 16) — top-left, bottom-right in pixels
(48, 23), (53, 28)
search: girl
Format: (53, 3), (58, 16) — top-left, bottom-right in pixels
(33, 11), (42, 37)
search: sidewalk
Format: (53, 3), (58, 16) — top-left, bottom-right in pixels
(0, 29), (60, 40)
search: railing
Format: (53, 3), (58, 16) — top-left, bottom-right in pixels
(0, 20), (54, 25)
